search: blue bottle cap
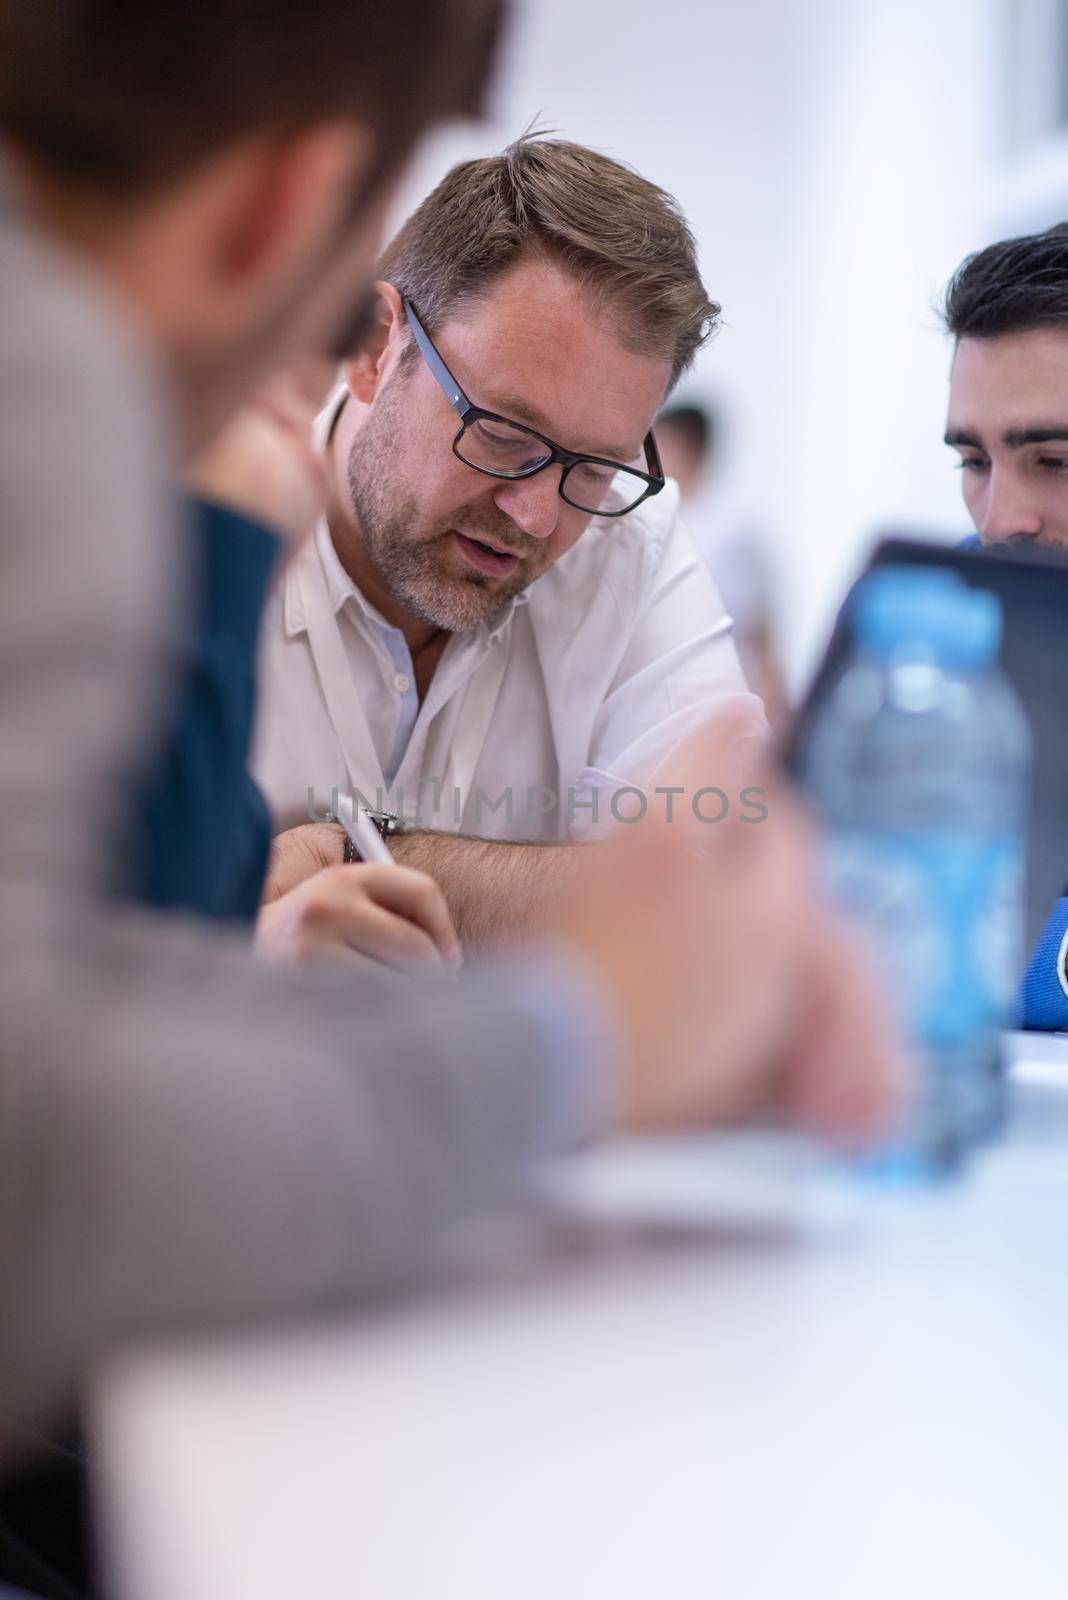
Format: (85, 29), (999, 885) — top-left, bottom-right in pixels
(853, 567), (1002, 667)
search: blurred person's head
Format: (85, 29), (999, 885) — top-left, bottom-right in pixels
(0, 0), (502, 440)
(330, 136), (719, 634)
(944, 222), (1068, 553)
(655, 401), (717, 502)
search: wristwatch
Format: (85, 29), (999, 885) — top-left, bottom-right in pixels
(342, 808), (405, 863)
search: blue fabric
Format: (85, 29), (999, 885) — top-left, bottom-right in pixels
(132, 498), (280, 923)
(379, 627), (420, 788)
(1020, 896), (1068, 1031)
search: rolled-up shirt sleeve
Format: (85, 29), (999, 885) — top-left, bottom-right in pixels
(571, 506), (766, 837)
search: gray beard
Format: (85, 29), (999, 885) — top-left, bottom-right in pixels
(344, 396), (539, 633)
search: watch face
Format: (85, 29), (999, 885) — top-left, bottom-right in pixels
(357, 809), (400, 840)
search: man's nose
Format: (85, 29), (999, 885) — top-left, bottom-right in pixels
(491, 467), (562, 540)
(979, 467), (1044, 543)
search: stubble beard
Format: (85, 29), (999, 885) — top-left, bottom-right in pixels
(344, 388), (539, 634)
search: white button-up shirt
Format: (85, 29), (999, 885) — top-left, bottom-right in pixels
(251, 479), (763, 841)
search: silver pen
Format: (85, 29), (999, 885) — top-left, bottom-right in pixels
(335, 791), (396, 867)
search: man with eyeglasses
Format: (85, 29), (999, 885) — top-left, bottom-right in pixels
(252, 137), (763, 948)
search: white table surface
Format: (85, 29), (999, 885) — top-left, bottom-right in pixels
(95, 1036), (1068, 1600)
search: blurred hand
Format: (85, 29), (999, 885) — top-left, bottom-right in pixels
(185, 360), (338, 551)
(256, 862), (462, 976)
(551, 716), (903, 1149)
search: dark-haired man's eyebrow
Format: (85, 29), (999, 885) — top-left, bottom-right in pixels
(1001, 425), (1068, 448)
(944, 427), (984, 449)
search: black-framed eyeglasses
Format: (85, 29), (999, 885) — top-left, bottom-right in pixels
(404, 299), (665, 518)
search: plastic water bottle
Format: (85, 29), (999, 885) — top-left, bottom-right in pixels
(802, 568), (1031, 1174)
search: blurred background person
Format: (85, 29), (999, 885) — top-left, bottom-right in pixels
(657, 399), (787, 720)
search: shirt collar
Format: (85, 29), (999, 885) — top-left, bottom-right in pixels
(316, 515), (371, 617)
(487, 585), (530, 639)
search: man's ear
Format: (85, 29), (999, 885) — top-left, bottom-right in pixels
(344, 282), (405, 404)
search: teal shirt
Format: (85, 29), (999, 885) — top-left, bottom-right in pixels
(132, 498), (280, 922)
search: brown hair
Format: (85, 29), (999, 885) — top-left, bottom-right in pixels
(943, 222), (1068, 340)
(0, 0), (502, 201)
(378, 135), (719, 389)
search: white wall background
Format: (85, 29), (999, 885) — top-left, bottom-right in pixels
(392, 0), (1068, 688)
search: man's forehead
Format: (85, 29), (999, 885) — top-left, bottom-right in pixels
(947, 329), (1068, 435)
(436, 263), (671, 459)
(951, 327), (1068, 399)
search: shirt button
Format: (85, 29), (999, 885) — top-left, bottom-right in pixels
(392, 671), (411, 694)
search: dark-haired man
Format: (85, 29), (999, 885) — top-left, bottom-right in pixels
(942, 222), (1068, 1027)
(944, 221), (1068, 555)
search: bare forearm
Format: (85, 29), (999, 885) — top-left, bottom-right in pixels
(261, 822), (584, 951)
(391, 831), (583, 950)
